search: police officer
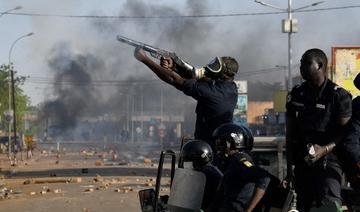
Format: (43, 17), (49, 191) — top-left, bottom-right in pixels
(339, 72), (360, 190)
(285, 48), (352, 211)
(180, 139), (223, 211)
(213, 123), (271, 212)
(134, 48), (238, 149)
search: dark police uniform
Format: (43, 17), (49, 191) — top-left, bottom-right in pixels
(218, 152), (271, 212)
(340, 96), (360, 190)
(200, 164), (224, 210)
(286, 78), (352, 210)
(182, 79), (237, 148)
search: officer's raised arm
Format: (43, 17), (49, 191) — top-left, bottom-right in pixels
(134, 47), (185, 90)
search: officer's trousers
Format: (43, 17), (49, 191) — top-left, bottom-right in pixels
(294, 159), (342, 212)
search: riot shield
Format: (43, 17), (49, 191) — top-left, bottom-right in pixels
(168, 168), (206, 212)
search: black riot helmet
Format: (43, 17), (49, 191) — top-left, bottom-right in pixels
(180, 140), (213, 170)
(212, 123), (254, 152)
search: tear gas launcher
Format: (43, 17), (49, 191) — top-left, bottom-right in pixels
(116, 35), (202, 79)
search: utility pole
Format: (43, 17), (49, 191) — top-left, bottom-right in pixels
(255, 0), (324, 91)
(8, 32), (34, 165)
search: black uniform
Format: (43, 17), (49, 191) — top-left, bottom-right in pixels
(183, 79), (238, 148)
(340, 96), (360, 190)
(218, 152), (271, 212)
(286, 79), (352, 210)
(200, 164), (224, 210)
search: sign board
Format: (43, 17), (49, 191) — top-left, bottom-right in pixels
(3, 110), (13, 123)
(234, 80), (247, 94)
(273, 90), (288, 113)
(234, 95), (248, 126)
(332, 46), (360, 97)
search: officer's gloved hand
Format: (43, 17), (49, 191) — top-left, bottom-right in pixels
(304, 144), (327, 165)
(160, 57), (174, 70)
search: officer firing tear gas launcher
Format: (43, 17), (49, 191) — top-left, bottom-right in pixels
(117, 34), (238, 149)
(117, 35), (205, 79)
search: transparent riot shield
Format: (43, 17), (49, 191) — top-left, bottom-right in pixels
(168, 168), (206, 212)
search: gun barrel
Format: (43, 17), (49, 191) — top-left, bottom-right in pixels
(116, 35), (158, 54)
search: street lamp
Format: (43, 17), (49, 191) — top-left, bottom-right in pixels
(7, 32), (34, 164)
(254, 0), (324, 91)
(0, 6), (22, 17)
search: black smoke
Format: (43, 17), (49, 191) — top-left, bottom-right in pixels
(40, 42), (103, 135)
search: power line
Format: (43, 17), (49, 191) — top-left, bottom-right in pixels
(22, 67), (296, 87)
(6, 4), (360, 20)
(24, 77), (162, 86)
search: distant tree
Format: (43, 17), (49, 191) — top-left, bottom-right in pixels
(0, 64), (31, 133)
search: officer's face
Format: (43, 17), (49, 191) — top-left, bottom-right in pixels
(300, 56), (321, 82)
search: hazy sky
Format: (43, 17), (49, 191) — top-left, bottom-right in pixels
(1, 0), (360, 105)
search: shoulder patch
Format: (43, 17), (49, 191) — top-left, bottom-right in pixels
(243, 161), (253, 167)
(240, 158), (253, 167)
(287, 94), (292, 103)
(334, 85), (339, 91)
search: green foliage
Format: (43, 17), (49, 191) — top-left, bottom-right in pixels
(0, 64), (32, 133)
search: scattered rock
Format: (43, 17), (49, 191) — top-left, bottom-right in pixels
(72, 177), (82, 183)
(143, 158), (152, 164)
(23, 179), (32, 185)
(95, 160), (103, 166)
(84, 188), (94, 193)
(54, 189), (61, 194)
(93, 175), (103, 182)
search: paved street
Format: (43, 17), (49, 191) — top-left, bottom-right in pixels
(0, 147), (171, 212)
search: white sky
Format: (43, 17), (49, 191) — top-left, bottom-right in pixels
(1, 0), (360, 105)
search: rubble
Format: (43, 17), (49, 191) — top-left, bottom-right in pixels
(83, 188), (94, 193)
(72, 177), (82, 183)
(23, 179), (32, 185)
(119, 186), (134, 193)
(143, 158), (152, 164)
(94, 160), (103, 166)
(93, 175), (103, 183)
(96, 185), (108, 190)
(80, 185), (95, 188)
(54, 189), (61, 194)
(34, 178), (71, 184)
